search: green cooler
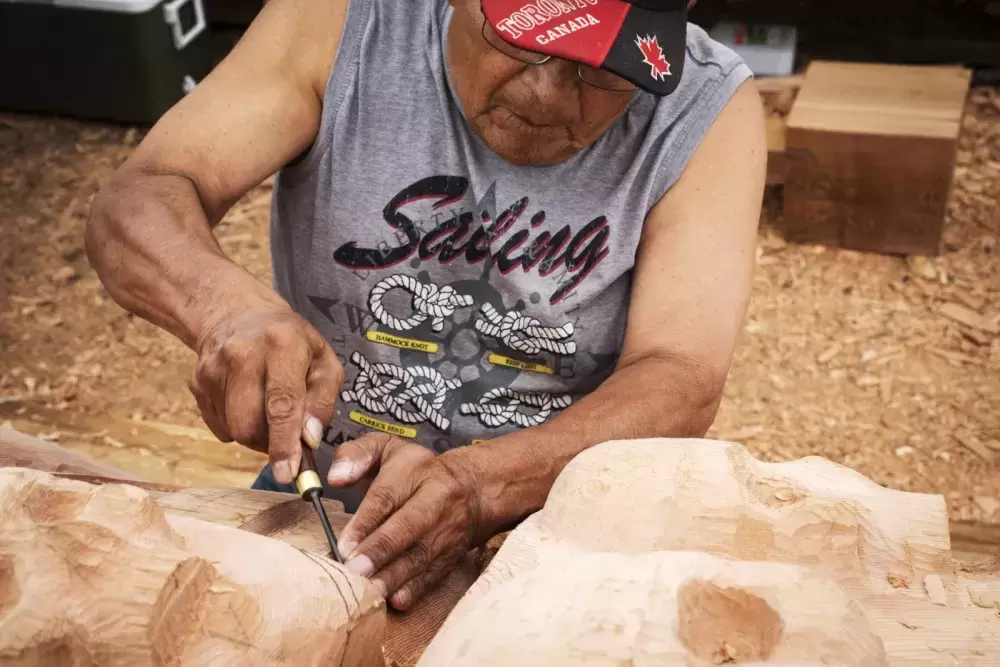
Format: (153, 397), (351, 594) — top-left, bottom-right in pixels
(0, 0), (218, 124)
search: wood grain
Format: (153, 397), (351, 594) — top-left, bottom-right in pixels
(0, 427), (481, 667)
(0, 468), (385, 666)
(420, 438), (1000, 666)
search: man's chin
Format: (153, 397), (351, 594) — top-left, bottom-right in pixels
(473, 118), (579, 167)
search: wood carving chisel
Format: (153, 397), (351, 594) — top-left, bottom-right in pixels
(295, 443), (345, 564)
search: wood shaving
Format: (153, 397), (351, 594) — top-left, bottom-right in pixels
(955, 433), (996, 463)
(968, 584), (1000, 610)
(817, 343), (843, 364)
(923, 574), (948, 606)
(773, 488), (795, 502)
(906, 255), (939, 280)
(939, 302), (999, 334)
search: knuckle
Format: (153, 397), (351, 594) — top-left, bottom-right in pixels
(308, 359), (346, 412)
(328, 353), (346, 382)
(264, 321), (301, 349)
(187, 370), (201, 395)
(373, 433), (396, 451)
(405, 540), (434, 569)
(194, 355), (221, 383)
(228, 418), (259, 445)
(365, 486), (398, 516)
(369, 531), (409, 563)
(221, 339), (255, 365)
(265, 387), (300, 423)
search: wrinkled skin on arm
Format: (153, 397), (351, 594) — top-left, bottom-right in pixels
(85, 0), (348, 483)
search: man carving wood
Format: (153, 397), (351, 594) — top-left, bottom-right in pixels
(86, 0), (766, 612)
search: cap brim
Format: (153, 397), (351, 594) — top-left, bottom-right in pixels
(481, 0), (687, 96)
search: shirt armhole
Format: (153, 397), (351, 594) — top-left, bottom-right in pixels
(647, 57), (754, 214)
(277, 0), (375, 186)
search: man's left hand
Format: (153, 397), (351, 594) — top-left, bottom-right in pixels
(328, 433), (484, 611)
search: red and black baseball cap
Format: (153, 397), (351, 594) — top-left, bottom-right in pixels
(481, 0), (691, 96)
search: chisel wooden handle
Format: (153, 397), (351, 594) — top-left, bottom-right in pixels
(295, 443), (324, 499)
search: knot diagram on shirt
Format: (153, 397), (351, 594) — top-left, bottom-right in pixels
(459, 387), (573, 429)
(319, 175), (614, 441)
(340, 350), (461, 432)
(340, 264), (575, 435)
(474, 303), (577, 357)
(367, 274), (474, 333)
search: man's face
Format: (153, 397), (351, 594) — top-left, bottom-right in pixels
(447, 0), (636, 166)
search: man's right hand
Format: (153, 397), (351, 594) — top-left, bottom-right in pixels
(191, 295), (344, 485)
(84, 0), (350, 483)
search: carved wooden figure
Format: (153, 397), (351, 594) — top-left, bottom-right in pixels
(0, 468), (385, 667)
(419, 439), (1000, 666)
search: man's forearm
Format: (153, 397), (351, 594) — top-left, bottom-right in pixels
(86, 173), (261, 349)
(442, 354), (724, 538)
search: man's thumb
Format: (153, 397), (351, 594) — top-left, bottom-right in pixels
(326, 435), (384, 486)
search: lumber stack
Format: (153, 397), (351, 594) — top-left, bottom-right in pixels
(777, 61), (972, 256)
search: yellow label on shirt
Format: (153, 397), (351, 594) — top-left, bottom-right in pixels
(366, 330), (439, 353)
(471, 439), (487, 445)
(349, 411), (417, 439)
(487, 353), (554, 375)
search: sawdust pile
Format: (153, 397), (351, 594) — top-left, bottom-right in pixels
(0, 89), (998, 522)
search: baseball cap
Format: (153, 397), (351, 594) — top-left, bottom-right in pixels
(480, 0), (691, 96)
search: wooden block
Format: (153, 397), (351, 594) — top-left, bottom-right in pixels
(782, 61), (972, 256)
(756, 76), (801, 187)
(766, 114), (787, 186)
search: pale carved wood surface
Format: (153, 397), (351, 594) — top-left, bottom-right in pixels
(0, 468), (385, 667)
(419, 439), (1000, 666)
(0, 426), (141, 480)
(4, 427), (1000, 665)
(0, 427), (479, 667)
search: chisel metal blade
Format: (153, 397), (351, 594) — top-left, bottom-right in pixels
(295, 443), (344, 564)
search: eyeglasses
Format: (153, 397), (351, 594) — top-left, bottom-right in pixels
(481, 18), (635, 93)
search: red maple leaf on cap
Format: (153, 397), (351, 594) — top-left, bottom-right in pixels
(635, 35), (671, 81)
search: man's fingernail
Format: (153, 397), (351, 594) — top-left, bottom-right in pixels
(345, 554), (374, 577)
(338, 538), (357, 559)
(303, 416), (324, 449)
(273, 460), (293, 485)
(393, 587), (411, 609)
(371, 578), (387, 598)
(328, 460), (354, 482)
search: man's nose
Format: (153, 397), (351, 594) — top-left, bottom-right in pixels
(524, 58), (580, 106)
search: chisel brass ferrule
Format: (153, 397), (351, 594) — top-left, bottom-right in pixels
(295, 469), (322, 497)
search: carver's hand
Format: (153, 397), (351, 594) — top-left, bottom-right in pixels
(330, 433), (484, 611)
(190, 289), (344, 485)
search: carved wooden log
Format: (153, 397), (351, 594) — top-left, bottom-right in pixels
(0, 427), (478, 667)
(47, 479), (482, 667)
(419, 439), (1000, 666)
(0, 467), (385, 666)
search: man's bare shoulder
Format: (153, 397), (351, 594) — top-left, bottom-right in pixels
(251, 0), (349, 99)
(113, 0), (352, 222)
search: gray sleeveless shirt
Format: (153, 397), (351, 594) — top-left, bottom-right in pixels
(269, 0), (751, 490)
